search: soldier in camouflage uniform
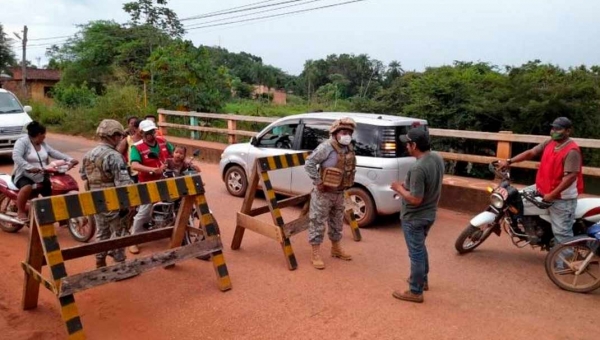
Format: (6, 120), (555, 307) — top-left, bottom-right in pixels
(80, 120), (134, 268)
(304, 117), (357, 269)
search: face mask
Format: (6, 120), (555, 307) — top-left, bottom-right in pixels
(551, 131), (565, 141)
(338, 135), (352, 146)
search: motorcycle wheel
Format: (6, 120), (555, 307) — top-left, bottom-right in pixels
(455, 224), (496, 254)
(68, 216), (96, 243)
(182, 211), (210, 261)
(0, 194), (25, 233)
(544, 241), (600, 293)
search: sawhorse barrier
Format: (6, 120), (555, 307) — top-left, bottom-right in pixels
(231, 152), (362, 270)
(21, 174), (231, 339)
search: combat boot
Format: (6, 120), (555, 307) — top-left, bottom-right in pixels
(108, 249), (126, 263)
(311, 245), (325, 270)
(331, 241), (352, 260)
(96, 257), (107, 269)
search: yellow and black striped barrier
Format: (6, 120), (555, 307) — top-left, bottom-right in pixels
(231, 152), (362, 271)
(21, 174), (231, 339)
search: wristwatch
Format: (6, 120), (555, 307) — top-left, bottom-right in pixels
(149, 170), (155, 176)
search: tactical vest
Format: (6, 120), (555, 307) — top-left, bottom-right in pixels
(134, 137), (170, 183)
(83, 146), (119, 190)
(320, 141), (356, 190)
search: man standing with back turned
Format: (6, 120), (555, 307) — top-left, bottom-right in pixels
(391, 127), (444, 303)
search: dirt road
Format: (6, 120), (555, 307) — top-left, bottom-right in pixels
(0, 133), (596, 340)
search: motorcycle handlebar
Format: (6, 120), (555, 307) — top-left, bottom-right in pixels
(522, 190), (553, 209)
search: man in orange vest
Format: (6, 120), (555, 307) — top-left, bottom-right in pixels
(499, 117), (583, 244)
(128, 119), (174, 254)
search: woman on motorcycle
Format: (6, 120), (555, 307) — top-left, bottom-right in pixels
(11, 121), (78, 222)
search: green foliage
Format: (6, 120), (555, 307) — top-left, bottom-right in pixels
(232, 78), (254, 99)
(123, 0), (184, 37)
(52, 82), (97, 108)
(0, 23), (16, 74)
(148, 41), (231, 112)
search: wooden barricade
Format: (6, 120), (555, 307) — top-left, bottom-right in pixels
(230, 152), (362, 270)
(21, 174), (231, 339)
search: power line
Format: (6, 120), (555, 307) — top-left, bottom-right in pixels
(186, 0), (366, 31)
(182, 0), (307, 22)
(187, 0), (325, 26)
(181, 0), (279, 21)
(28, 35), (73, 41)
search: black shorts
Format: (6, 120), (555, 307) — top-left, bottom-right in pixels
(15, 176), (52, 197)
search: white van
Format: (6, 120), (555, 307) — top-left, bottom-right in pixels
(0, 89), (33, 156)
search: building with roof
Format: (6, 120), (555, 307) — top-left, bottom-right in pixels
(0, 67), (61, 103)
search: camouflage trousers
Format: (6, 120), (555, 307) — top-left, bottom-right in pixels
(308, 189), (345, 245)
(94, 210), (129, 261)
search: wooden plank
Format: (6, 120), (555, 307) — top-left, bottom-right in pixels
(231, 162), (260, 250)
(437, 151), (600, 176)
(227, 120), (237, 144)
(157, 109), (278, 123)
(236, 212), (282, 241)
(282, 215), (310, 238)
(59, 228), (174, 262)
(248, 194), (310, 217)
(59, 238), (222, 297)
(496, 131), (512, 160)
(168, 196), (194, 249)
(22, 218), (46, 310)
(160, 122), (256, 137)
(21, 262), (57, 295)
(430, 128), (600, 149)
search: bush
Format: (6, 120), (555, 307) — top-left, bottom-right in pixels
(52, 82), (97, 108)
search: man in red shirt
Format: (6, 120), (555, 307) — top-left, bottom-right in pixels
(498, 117), (583, 244)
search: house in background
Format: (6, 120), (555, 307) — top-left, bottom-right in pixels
(0, 67), (61, 103)
(253, 85), (287, 105)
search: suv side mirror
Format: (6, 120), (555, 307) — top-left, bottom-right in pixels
(23, 105), (32, 113)
(250, 136), (258, 146)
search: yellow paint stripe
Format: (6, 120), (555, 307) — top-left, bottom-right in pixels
(283, 243), (294, 256)
(39, 224), (56, 238)
(279, 155), (289, 168)
(291, 153), (300, 166)
(68, 330), (86, 340)
(217, 276), (232, 291)
(46, 250), (64, 266)
(211, 253), (226, 267)
(50, 196), (70, 222)
(103, 187), (120, 211)
(201, 214), (213, 227)
(127, 185), (142, 207)
(78, 191), (96, 216)
(166, 178), (179, 200)
(195, 194), (207, 206)
(267, 157), (276, 171)
(272, 208), (282, 220)
(145, 182), (161, 203)
(61, 302), (81, 323)
(261, 172), (270, 182)
(266, 189), (276, 201)
(184, 176), (198, 195)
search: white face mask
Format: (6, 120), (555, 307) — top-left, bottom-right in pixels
(338, 135), (352, 146)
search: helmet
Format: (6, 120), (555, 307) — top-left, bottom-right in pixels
(588, 223), (600, 239)
(96, 119), (125, 137)
(329, 117), (356, 134)
(139, 119), (157, 132)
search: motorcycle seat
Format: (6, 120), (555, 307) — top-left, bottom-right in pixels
(575, 197), (600, 221)
(0, 174), (19, 191)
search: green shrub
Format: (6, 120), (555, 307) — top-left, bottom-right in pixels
(53, 82), (97, 108)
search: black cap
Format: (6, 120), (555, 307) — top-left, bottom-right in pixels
(550, 117), (572, 129)
(400, 127), (430, 147)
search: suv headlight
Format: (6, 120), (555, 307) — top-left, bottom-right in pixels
(490, 192), (505, 209)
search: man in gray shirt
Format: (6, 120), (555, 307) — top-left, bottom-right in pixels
(391, 127), (444, 303)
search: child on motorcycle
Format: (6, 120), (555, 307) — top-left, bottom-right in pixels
(165, 145), (201, 176)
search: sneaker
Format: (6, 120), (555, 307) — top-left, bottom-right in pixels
(128, 245), (140, 254)
(392, 290), (424, 303)
(406, 278), (429, 291)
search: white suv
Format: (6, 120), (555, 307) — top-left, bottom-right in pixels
(0, 89), (32, 156)
(219, 112), (427, 227)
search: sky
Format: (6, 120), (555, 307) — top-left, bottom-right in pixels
(1, 0), (599, 75)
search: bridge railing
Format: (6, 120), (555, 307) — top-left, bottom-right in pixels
(157, 109), (600, 177)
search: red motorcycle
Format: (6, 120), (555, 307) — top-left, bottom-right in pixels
(0, 160), (95, 242)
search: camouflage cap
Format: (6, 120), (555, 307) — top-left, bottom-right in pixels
(96, 119), (126, 137)
(329, 117), (356, 134)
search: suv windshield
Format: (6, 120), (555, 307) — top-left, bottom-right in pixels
(0, 92), (24, 114)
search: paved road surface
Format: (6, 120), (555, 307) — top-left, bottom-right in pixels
(0, 133), (596, 340)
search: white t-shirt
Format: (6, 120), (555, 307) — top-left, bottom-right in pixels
(25, 145), (48, 183)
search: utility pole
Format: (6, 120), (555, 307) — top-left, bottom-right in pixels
(21, 26), (27, 94)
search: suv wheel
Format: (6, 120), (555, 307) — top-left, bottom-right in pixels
(345, 187), (375, 228)
(225, 165), (248, 197)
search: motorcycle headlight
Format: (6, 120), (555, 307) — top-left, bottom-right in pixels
(490, 192), (505, 209)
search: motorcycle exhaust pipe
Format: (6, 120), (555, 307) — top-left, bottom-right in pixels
(0, 213), (26, 225)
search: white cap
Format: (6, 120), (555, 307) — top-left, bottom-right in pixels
(139, 119), (157, 132)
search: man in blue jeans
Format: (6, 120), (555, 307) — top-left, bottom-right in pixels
(391, 127), (444, 303)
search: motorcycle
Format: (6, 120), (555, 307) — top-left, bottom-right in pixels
(0, 160), (95, 242)
(455, 162), (600, 254)
(544, 223), (600, 293)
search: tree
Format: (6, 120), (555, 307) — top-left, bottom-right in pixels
(123, 0), (184, 37)
(147, 41), (231, 112)
(0, 24), (16, 74)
